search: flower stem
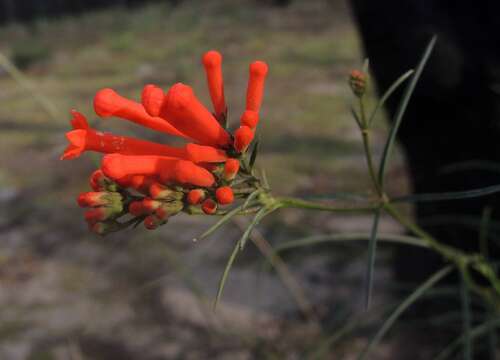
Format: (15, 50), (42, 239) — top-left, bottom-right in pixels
(361, 129), (382, 197)
(276, 196), (376, 213)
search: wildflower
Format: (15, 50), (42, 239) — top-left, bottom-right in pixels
(141, 84), (164, 117)
(62, 50), (269, 234)
(161, 83), (231, 147)
(246, 61), (269, 113)
(94, 88), (186, 138)
(202, 50), (226, 122)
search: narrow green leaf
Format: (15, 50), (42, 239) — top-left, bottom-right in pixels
(214, 239), (241, 310)
(359, 265), (453, 360)
(261, 168), (270, 189)
(364, 208), (382, 310)
(195, 204), (245, 241)
(433, 317), (500, 360)
(274, 232), (428, 254)
(393, 183), (500, 203)
(487, 303), (498, 360)
(239, 206), (274, 250)
(362, 58), (370, 73)
(460, 276), (473, 360)
(242, 189), (261, 210)
(378, 36), (437, 188)
(249, 140), (260, 169)
(367, 69), (414, 127)
(0, 52), (61, 122)
(439, 160), (500, 175)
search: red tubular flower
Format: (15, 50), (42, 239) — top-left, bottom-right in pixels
(61, 111), (189, 160)
(240, 110), (259, 129)
(202, 50), (226, 121)
(141, 84), (164, 117)
(234, 126), (254, 153)
(185, 143), (227, 163)
(246, 61), (269, 113)
(215, 186), (234, 205)
(160, 160), (215, 187)
(101, 154), (178, 180)
(160, 83), (230, 147)
(187, 189), (206, 205)
(102, 154), (215, 187)
(223, 158), (240, 181)
(94, 88), (187, 138)
(201, 199), (217, 214)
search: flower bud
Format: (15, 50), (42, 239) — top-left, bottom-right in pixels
(223, 159), (240, 181)
(349, 70), (367, 97)
(155, 200), (184, 220)
(240, 110), (259, 129)
(77, 191), (122, 208)
(149, 182), (184, 200)
(144, 215), (159, 230)
(246, 61), (268, 113)
(141, 84), (164, 117)
(89, 221), (121, 236)
(89, 169), (117, 192)
(187, 189), (206, 205)
(215, 186), (234, 205)
(128, 201), (146, 216)
(202, 50), (227, 122)
(234, 126), (254, 153)
(84, 206), (122, 223)
(142, 198), (162, 213)
(201, 199), (217, 215)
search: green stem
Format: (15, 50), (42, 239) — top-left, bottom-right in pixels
(361, 129), (382, 197)
(384, 202), (500, 308)
(276, 197), (376, 213)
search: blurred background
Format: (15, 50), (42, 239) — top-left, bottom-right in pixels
(0, 0), (457, 359)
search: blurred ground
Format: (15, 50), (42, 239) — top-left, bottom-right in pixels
(0, 1), (426, 359)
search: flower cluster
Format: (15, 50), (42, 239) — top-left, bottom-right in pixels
(62, 50), (268, 235)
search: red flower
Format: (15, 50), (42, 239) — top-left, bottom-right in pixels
(246, 61), (268, 113)
(94, 88), (187, 138)
(234, 126), (255, 153)
(141, 84), (164, 117)
(240, 110), (259, 129)
(160, 83), (231, 147)
(63, 50), (269, 233)
(202, 50), (226, 121)
(223, 159), (240, 181)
